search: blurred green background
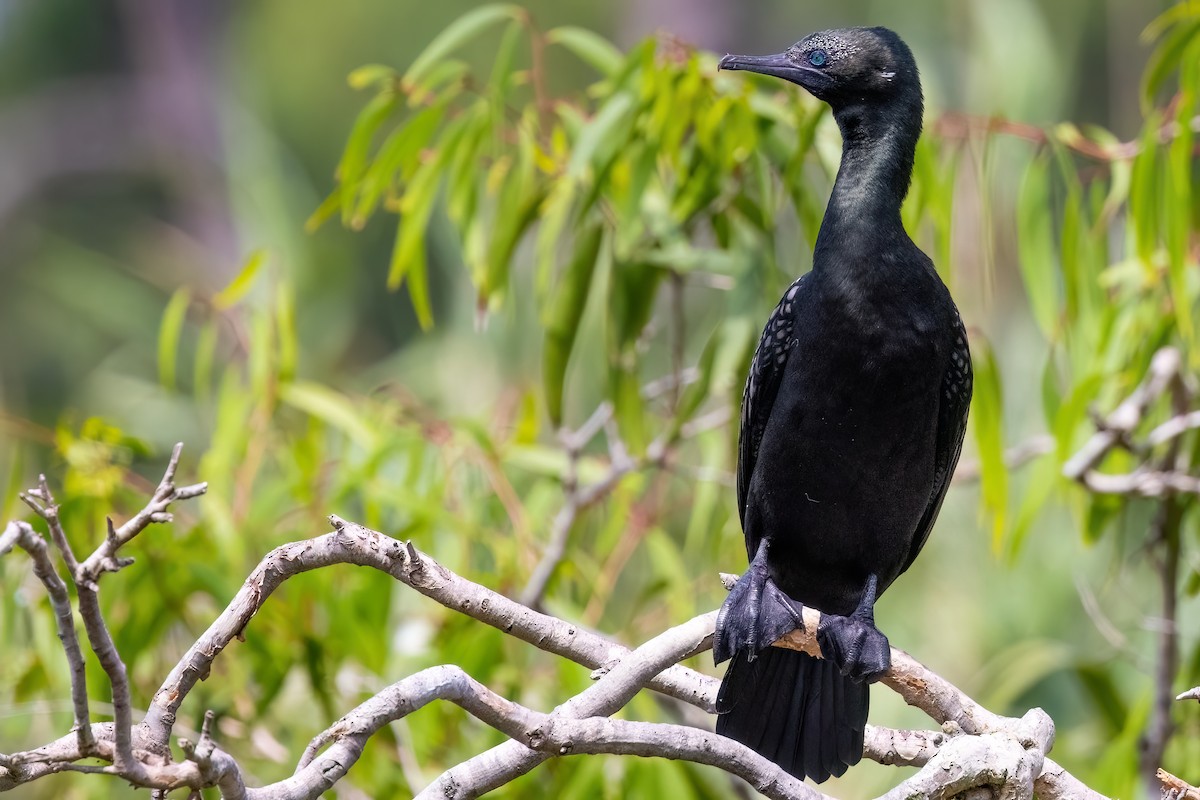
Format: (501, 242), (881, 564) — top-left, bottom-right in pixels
(1, 0), (1198, 798)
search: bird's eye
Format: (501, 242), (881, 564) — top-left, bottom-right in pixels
(808, 49), (827, 67)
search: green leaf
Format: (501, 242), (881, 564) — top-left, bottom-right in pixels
(275, 281), (297, 382)
(347, 64), (397, 91)
(1052, 373), (1104, 463)
(566, 91), (637, 181)
(970, 337), (1008, 552)
(1141, 0), (1200, 42)
(608, 260), (663, 354)
(337, 90), (400, 226)
(1165, 81), (1196, 346)
(1074, 663), (1129, 735)
(305, 189), (342, 233)
(193, 320), (218, 406)
(483, 131), (546, 302)
(352, 101), (448, 228)
(402, 59), (469, 106)
(1129, 112), (1162, 271)
(157, 287), (191, 391)
(546, 26), (624, 77)
(542, 224), (604, 426)
(248, 308), (274, 399)
(534, 181), (577, 304)
(975, 638), (1072, 712)
(642, 241), (746, 276)
(1041, 349), (1062, 425)
(401, 4), (521, 90)
(1140, 16), (1200, 110)
(443, 105), (490, 225)
(610, 361), (646, 454)
(1016, 156), (1061, 338)
(213, 249), (268, 311)
(668, 324), (722, 441)
(404, 228), (435, 331)
(604, 259), (662, 454)
(2, 443), (24, 521)
(279, 381), (377, 450)
(1085, 126), (1132, 223)
(487, 20), (524, 107)
(1007, 453), (1058, 559)
(387, 157), (442, 329)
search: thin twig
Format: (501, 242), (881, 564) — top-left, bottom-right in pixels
(1147, 410), (1200, 448)
(951, 435), (1054, 484)
(0, 522), (95, 753)
(19, 475), (81, 574)
(933, 111), (1200, 162)
(75, 442), (208, 586)
(521, 366), (711, 608)
(519, 431), (665, 608)
(1063, 348), (1182, 482)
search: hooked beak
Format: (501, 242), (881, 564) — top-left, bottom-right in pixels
(718, 51), (833, 94)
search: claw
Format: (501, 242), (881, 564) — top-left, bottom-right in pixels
(816, 574), (891, 682)
(715, 542), (806, 665)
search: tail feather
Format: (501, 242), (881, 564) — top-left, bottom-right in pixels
(716, 647), (867, 783)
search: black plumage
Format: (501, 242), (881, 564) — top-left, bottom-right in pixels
(713, 27), (972, 782)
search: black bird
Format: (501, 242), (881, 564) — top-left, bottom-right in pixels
(712, 28), (972, 782)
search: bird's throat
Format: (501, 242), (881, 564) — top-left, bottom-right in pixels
(816, 106), (921, 259)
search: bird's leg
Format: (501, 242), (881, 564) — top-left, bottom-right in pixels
(714, 540), (807, 665)
(815, 574), (891, 682)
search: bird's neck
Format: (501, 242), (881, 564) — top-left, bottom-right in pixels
(814, 102), (921, 263)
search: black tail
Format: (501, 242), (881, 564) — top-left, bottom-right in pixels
(715, 647), (867, 783)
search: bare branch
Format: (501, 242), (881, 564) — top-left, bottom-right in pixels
(0, 719), (244, 797)
(5, 508), (1101, 800)
(416, 608), (719, 798)
(1063, 348), (1183, 483)
(0, 522), (94, 753)
(1158, 769), (1200, 800)
(76, 442), (208, 585)
(144, 518), (715, 749)
(1037, 759), (1110, 800)
(1176, 687), (1200, 702)
(1147, 410), (1200, 448)
(19, 474), (81, 574)
(877, 728), (1040, 800)
(951, 435), (1054, 484)
(275, 665), (818, 800)
(863, 727), (943, 767)
(9, 446), (206, 776)
(177, 711), (247, 799)
(1076, 468), (1200, 497)
(933, 110), (1200, 162)
(521, 365), (712, 609)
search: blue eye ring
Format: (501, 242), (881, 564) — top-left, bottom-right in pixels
(808, 49), (827, 67)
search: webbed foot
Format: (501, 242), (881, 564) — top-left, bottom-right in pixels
(816, 574), (891, 683)
(714, 542), (806, 665)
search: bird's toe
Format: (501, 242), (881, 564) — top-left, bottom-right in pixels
(816, 614), (891, 683)
(715, 573), (806, 665)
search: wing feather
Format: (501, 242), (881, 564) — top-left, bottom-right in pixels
(902, 312), (972, 572)
(737, 275), (807, 555)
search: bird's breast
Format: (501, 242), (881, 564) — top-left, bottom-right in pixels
(745, 276), (953, 611)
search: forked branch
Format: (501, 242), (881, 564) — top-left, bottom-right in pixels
(2, 461), (1106, 800)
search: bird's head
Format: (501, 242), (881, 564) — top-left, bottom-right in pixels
(719, 27), (920, 116)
